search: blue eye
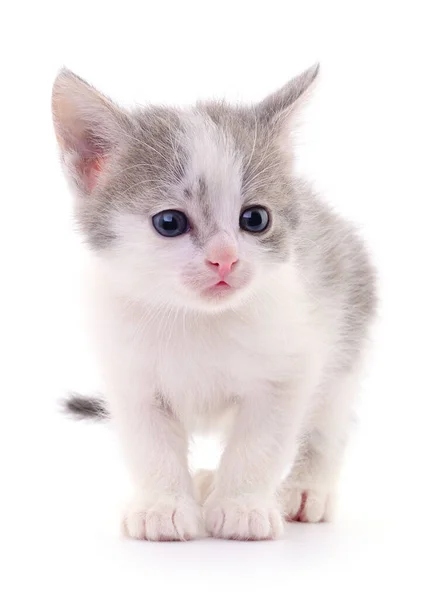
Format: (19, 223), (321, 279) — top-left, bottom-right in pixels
(239, 206), (269, 233)
(152, 210), (190, 237)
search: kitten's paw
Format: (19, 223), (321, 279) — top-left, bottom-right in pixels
(204, 494), (284, 540)
(122, 495), (203, 541)
(281, 485), (335, 523)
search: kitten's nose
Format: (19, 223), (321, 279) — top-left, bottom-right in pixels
(205, 234), (239, 279)
(206, 246), (238, 279)
(207, 257), (239, 279)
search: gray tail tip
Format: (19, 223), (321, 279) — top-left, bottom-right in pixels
(62, 394), (108, 421)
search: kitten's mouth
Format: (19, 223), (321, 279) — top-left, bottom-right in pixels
(201, 280), (235, 298)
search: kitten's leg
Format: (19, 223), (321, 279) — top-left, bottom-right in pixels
(204, 378), (315, 541)
(88, 291), (202, 541)
(113, 394), (202, 541)
(280, 367), (359, 523)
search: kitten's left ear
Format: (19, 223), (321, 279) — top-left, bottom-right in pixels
(257, 63), (320, 130)
(52, 68), (131, 194)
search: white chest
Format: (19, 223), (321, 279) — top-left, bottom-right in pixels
(149, 304), (308, 421)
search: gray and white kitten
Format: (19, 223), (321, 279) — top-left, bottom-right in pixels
(53, 64), (376, 541)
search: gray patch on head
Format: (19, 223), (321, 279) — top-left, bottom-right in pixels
(78, 107), (189, 249)
(77, 205), (118, 249)
(181, 174), (216, 247)
(195, 176), (214, 224)
(195, 101), (302, 261)
(88, 228), (117, 249)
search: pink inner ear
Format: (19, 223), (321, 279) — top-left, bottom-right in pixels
(79, 156), (104, 191)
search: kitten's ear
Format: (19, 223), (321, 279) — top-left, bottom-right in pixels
(257, 63), (320, 130)
(52, 68), (130, 193)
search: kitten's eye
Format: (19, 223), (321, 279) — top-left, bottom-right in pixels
(152, 210), (190, 237)
(239, 206), (269, 233)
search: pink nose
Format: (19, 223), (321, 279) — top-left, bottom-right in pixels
(207, 258), (238, 279)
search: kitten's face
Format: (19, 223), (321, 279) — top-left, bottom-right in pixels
(52, 67), (319, 311)
(97, 110), (300, 312)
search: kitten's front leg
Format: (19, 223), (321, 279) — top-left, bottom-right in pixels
(280, 365), (360, 523)
(204, 379), (311, 540)
(113, 394), (202, 541)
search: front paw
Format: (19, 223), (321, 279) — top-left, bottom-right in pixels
(204, 494), (284, 540)
(122, 495), (203, 541)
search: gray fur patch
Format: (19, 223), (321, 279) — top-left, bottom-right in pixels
(76, 107), (189, 248)
(62, 394), (108, 420)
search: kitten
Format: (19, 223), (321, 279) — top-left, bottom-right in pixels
(53, 64), (376, 541)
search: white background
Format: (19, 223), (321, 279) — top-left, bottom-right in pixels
(1, 1), (446, 598)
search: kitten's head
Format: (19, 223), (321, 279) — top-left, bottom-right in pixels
(52, 65), (319, 312)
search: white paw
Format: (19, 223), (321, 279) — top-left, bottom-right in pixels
(204, 494), (284, 540)
(122, 495), (203, 541)
(281, 485), (335, 523)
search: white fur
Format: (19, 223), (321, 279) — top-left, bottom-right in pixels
(84, 242), (357, 540)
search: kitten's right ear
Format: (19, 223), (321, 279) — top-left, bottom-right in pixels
(52, 68), (130, 194)
(257, 63), (320, 131)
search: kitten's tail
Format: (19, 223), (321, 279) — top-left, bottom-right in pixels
(62, 394), (109, 421)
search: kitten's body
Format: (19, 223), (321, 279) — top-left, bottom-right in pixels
(53, 65), (376, 541)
